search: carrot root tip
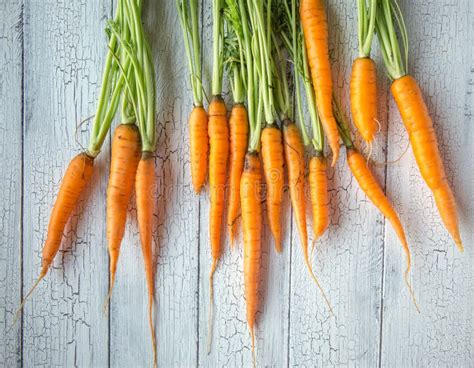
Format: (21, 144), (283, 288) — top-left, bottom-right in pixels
(207, 258), (218, 355)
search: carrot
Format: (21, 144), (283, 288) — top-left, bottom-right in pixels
(261, 124), (284, 253)
(347, 147), (419, 311)
(376, 0), (463, 251)
(189, 106), (209, 193)
(282, 120), (308, 253)
(177, 0), (209, 193)
(105, 124), (141, 302)
(135, 152), (157, 366)
(350, 57), (378, 143)
(227, 103), (249, 246)
(309, 154), (329, 241)
(350, 0), (378, 144)
(240, 152), (263, 365)
(391, 76), (463, 251)
(300, 0), (340, 166)
(13, 153), (95, 320)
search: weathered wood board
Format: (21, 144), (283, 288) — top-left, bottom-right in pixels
(0, 0), (472, 367)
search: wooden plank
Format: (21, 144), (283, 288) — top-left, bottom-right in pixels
(198, 1), (291, 366)
(22, 1), (110, 366)
(381, 0), (474, 366)
(0, 1), (22, 366)
(289, 1), (387, 365)
(109, 1), (200, 366)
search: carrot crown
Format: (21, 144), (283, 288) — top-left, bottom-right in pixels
(177, 0), (204, 106)
(357, 0), (377, 58)
(376, 0), (409, 80)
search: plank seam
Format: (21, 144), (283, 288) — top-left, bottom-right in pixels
(19, 1), (25, 367)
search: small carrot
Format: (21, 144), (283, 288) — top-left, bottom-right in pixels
(177, 0), (209, 193)
(376, 0), (463, 250)
(350, 0), (378, 144)
(227, 103), (249, 246)
(240, 152), (263, 365)
(334, 97), (419, 311)
(189, 106), (209, 193)
(300, 0), (340, 166)
(261, 124), (284, 253)
(106, 124), (141, 302)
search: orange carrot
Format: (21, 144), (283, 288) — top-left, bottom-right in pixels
(309, 154), (329, 241)
(106, 124), (141, 302)
(300, 0), (340, 166)
(350, 57), (378, 143)
(189, 106), (209, 193)
(347, 147), (419, 311)
(227, 103), (249, 246)
(391, 76), (463, 251)
(240, 152), (263, 364)
(14, 153), (94, 319)
(135, 151), (157, 366)
(261, 124), (284, 253)
(282, 120), (307, 250)
(207, 95), (229, 352)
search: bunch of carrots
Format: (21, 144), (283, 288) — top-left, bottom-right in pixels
(13, 0), (463, 366)
(178, 0), (464, 364)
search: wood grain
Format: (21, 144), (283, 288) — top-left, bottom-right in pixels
(0, 1), (22, 366)
(22, 1), (110, 366)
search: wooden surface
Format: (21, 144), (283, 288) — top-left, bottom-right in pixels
(0, 0), (472, 367)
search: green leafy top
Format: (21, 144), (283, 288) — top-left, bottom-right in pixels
(357, 0), (377, 58)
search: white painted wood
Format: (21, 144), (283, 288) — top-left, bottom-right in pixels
(289, 1), (390, 366)
(381, 0), (474, 366)
(0, 1), (472, 367)
(0, 1), (22, 367)
(22, 1), (110, 366)
(198, 1), (291, 366)
(109, 1), (200, 367)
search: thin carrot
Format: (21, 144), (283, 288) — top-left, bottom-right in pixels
(282, 120), (308, 254)
(300, 0), (340, 166)
(105, 123), (141, 303)
(240, 152), (263, 366)
(227, 103), (249, 246)
(261, 124), (284, 253)
(135, 152), (157, 366)
(376, 0), (463, 251)
(350, 0), (378, 144)
(177, 0), (209, 193)
(334, 98), (419, 312)
(122, 2), (158, 364)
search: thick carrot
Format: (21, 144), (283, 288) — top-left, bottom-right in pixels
(282, 120), (307, 250)
(14, 153), (94, 320)
(347, 147), (419, 311)
(227, 103), (249, 246)
(189, 106), (209, 193)
(106, 124), (141, 301)
(135, 151), (157, 366)
(350, 57), (378, 143)
(391, 76), (463, 251)
(240, 152), (262, 365)
(261, 124), (284, 253)
(300, 0), (340, 166)
(309, 154), (329, 240)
